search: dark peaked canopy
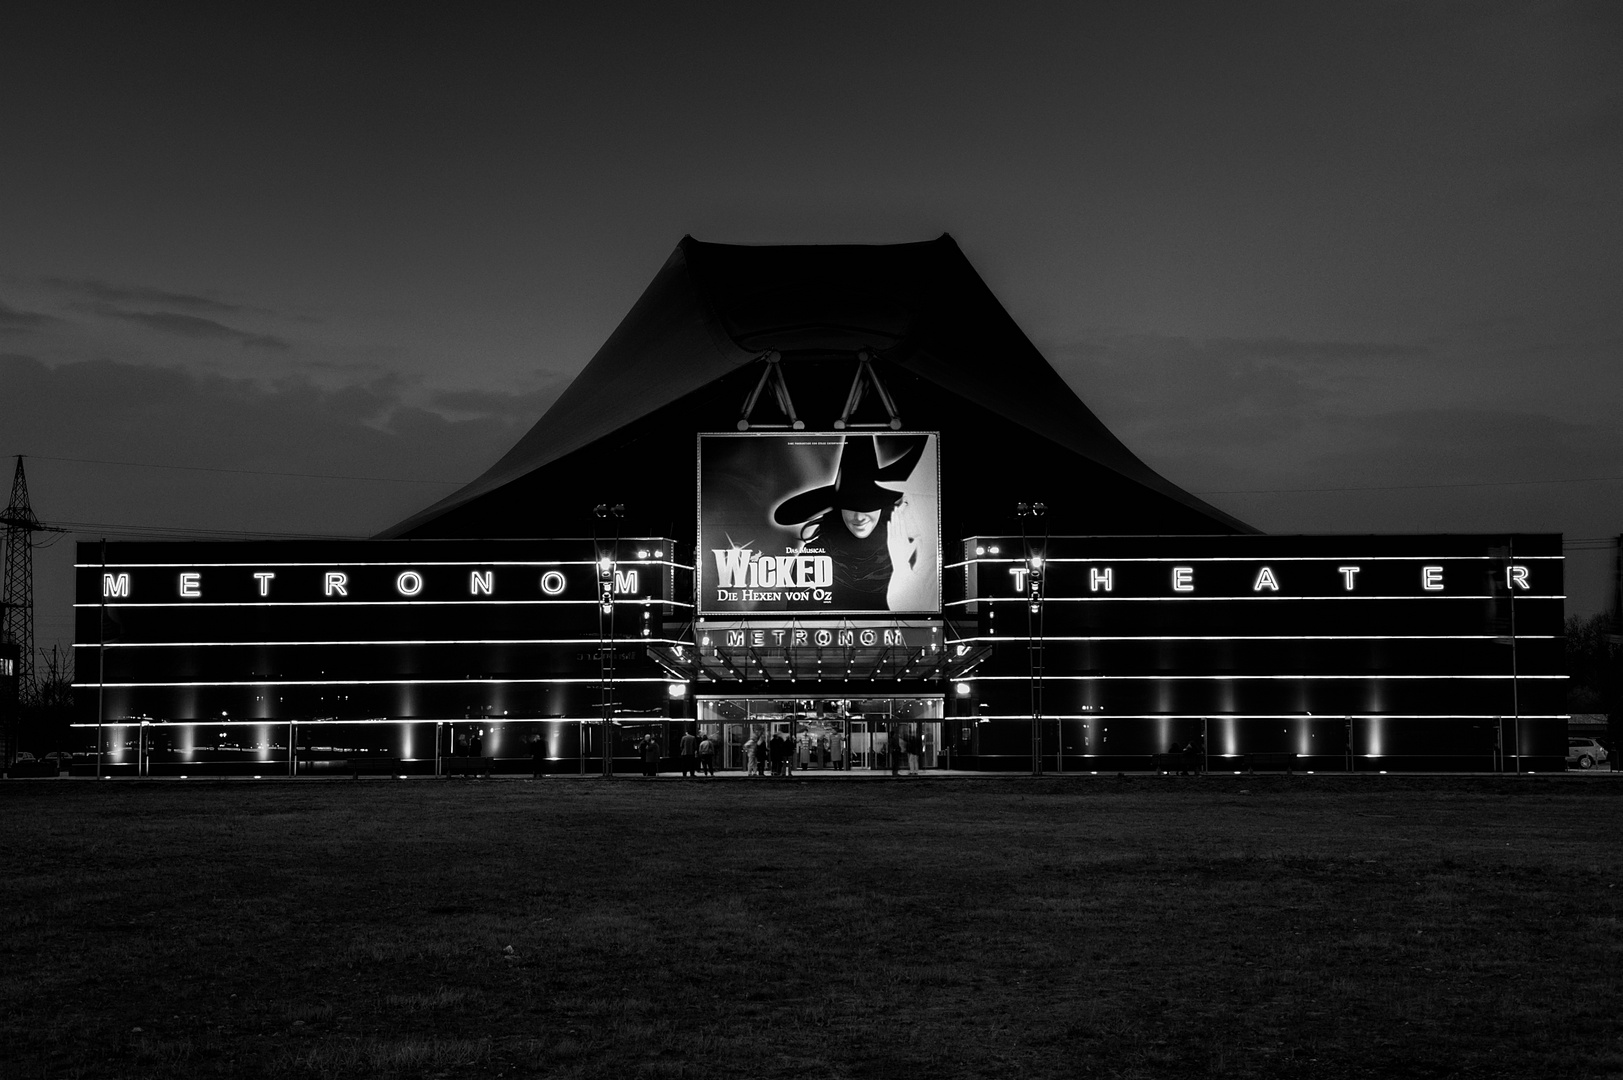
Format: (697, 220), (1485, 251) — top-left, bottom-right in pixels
(384, 235), (1250, 539)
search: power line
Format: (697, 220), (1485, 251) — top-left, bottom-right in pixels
(27, 454), (467, 487)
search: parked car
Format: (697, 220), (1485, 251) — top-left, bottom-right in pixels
(1567, 737), (1609, 770)
(6, 753), (58, 778)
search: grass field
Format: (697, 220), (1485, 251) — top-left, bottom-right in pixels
(2, 774), (1621, 1079)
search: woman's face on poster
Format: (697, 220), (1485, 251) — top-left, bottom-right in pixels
(840, 507), (881, 539)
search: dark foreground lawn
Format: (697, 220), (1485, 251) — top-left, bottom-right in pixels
(2, 775), (1621, 1079)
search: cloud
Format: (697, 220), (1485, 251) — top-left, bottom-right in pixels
(0, 298), (60, 331)
(426, 384), (564, 422)
(103, 309), (290, 350)
(43, 276), (249, 315)
(1044, 332), (1429, 460)
(0, 354), (525, 534)
(1035, 331), (1623, 553)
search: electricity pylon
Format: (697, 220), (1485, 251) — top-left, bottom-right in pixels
(2, 456), (46, 707)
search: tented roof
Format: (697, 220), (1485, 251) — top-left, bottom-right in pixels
(384, 235), (1249, 537)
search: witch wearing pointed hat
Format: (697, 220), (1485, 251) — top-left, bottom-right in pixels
(772, 435), (931, 611)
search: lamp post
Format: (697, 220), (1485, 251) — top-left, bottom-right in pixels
(1017, 502), (1048, 776)
(97, 539), (106, 780)
(594, 503), (624, 778)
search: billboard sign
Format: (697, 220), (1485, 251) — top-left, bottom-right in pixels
(698, 432), (940, 616)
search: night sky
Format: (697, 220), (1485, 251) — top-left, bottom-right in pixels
(4, 3), (1620, 661)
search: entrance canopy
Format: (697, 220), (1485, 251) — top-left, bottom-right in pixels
(650, 618), (986, 687)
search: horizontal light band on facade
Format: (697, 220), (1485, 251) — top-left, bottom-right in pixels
(943, 634), (1561, 644)
(74, 599), (694, 609)
(70, 716), (650, 728)
(946, 595), (1563, 605)
(961, 673), (1564, 681)
(949, 555), (1565, 566)
(74, 558), (677, 569)
(75, 637), (690, 648)
(963, 713), (1571, 721)
(73, 713), (1571, 728)
(72, 677), (672, 689)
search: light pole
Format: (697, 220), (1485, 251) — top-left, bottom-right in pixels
(1017, 502), (1048, 776)
(594, 503), (624, 778)
(97, 539), (106, 780)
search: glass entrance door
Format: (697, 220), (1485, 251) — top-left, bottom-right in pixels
(696, 697), (944, 772)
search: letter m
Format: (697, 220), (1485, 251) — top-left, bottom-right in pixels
(102, 573), (131, 599)
(614, 569), (639, 594)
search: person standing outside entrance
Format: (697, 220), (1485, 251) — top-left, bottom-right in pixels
(906, 729), (922, 775)
(698, 734), (716, 776)
(678, 729), (699, 778)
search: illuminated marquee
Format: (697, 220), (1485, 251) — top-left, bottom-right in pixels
(974, 552), (1552, 602)
(83, 545), (676, 607)
(700, 621), (939, 653)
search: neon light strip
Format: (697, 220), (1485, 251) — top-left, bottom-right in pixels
(949, 555), (1565, 565)
(73, 676), (672, 689)
(74, 555), (680, 569)
(694, 693), (946, 701)
(77, 560), (698, 574)
(962, 673), (1564, 681)
(75, 637), (693, 648)
(946, 595), (1564, 604)
(70, 712), (1568, 727)
(963, 713), (1571, 721)
(943, 634), (1561, 643)
(70, 716), (627, 728)
(75, 600), (695, 609)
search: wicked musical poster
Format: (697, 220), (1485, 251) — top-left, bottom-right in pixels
(698, 432), (941, 616)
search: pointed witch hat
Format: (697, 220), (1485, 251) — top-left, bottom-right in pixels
(772, 435), (928, 525)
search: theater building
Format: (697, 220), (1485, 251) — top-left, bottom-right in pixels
(73, 237), (1567, 774)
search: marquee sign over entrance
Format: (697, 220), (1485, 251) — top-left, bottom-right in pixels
(698, 432), (941, 616)
(650, 619), (950, 685)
